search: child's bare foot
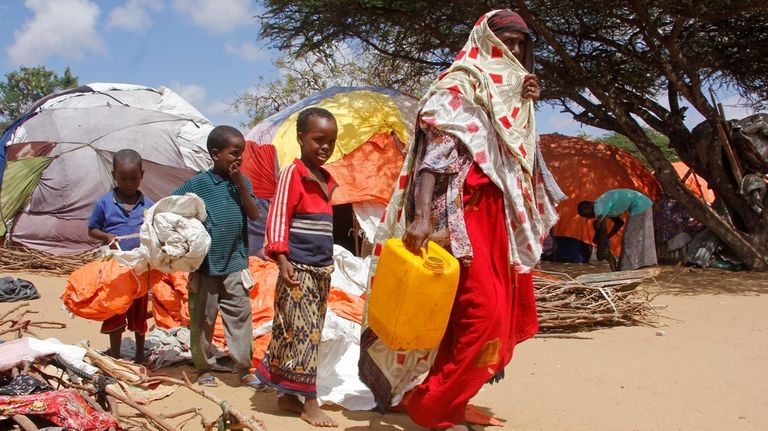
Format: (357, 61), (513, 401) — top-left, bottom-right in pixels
(277, 394), (304, 414)
(301, 398), (338, 427)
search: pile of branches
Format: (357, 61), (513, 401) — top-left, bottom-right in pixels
(0, 245), (97, 276)
(0, 303), (266, 431)
(534, 268), (660, 332)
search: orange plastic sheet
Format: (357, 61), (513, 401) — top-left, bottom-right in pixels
(65, 257), (364, 364)
(62, 260), (155, 321)
(324, 132), (405, 205)
(151, 272), (190, 329)
(540, 133), (662, 255)
(672, 161), (715, 203)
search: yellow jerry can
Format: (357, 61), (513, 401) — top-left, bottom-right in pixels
(368, 238), (460, 350)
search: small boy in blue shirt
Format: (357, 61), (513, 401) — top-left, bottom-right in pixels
(88, 149), (154, 362)
(172, 125), (261, 388)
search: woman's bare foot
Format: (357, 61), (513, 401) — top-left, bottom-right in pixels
(301, 397), (338, 427)
(432, 425), (471, 431)
(277, 394), (304, 414)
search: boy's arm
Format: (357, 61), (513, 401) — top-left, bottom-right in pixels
(606, 216), (624, 239)
(265, 164), (298, 260)
(229, 161), (260, 221)
(87, 200), (116, 247)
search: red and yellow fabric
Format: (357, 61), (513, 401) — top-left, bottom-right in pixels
(0, 389), (119, 430)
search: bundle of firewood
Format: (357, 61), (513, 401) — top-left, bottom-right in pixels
(0, 245), (97, 276)
(535, 268), (661, 332)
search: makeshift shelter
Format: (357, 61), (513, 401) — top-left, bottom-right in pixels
(0, 83), (214, 253)
(672, 161), (715, 203)
(539, 134), (663, 261)
(242, 87), (418, 254)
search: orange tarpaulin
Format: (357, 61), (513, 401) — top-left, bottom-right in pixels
(66, 257), (364, 364)
(63, 260), (157, 321)
(324, 132), (405, 205)
(150, 272), (190, 329)
(672, 161), (715, 203)
(540, 134), (662, 255)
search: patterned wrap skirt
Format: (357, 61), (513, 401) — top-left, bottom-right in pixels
(255, 262), (334, 397)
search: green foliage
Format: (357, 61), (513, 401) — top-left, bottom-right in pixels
(594, 128), (679, 166)
(235, 49), (431, 127)
(0, 66), (79, 123)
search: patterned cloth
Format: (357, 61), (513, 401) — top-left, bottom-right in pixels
(407, 128), (474, 260)
(256, 262), (334, 397)
(0, 389), (119, 430)
(0, 375), (52, 396)
(358, 9), (563, 411)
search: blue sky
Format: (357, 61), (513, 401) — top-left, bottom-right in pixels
(0, 0), (756, 136)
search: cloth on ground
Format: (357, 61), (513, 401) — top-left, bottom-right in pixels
(0, 277), (40, 302)
(0, 374), (53, 396)
(113, 194), (211, 274)
(144, 326), (194, 369)
(317, 310), (376, 409)
(0, 389), (119, 430)
(0, 338), (98, 375)
(331, 245), (370, 297)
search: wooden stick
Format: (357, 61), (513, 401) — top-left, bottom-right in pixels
(147, 374), (268, 431)
(160, 407), (201, 419)
(12, 415), (38, 431)
(105, 386), (176, 431)
(0, 302), (29, 321)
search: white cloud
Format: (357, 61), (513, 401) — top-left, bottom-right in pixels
(167, 82), (240, 124)
(171, 0), (255, 34)
(6, 0), (104, 66)
(207, 100), (232, 115)
(169, 81), (208, 108)
(107, 0), (163, 32)
(225, 41), (268, 62)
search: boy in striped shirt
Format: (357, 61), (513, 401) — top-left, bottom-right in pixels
(172, 125), (261, 388)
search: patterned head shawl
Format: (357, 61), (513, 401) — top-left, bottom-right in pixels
(486, 9), (535, 73)
(419, 9), (538, 175)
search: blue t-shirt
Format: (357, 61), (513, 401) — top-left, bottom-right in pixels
(594, 189), (652, 218)
(88, 190), (154, 251)
(172, 171), (255, 276)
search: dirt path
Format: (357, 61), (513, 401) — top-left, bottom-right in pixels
(1, 263), (766, 430)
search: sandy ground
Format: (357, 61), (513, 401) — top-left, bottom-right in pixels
(1, 262), (767, 431)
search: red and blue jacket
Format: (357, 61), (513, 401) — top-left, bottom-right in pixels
(265, 159), (337, 267)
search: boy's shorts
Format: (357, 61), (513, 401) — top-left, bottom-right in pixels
(101, 293), (149, 334)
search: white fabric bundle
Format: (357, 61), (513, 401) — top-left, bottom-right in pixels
(114, 194), (210, 274)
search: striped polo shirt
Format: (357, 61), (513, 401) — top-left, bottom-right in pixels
(172, 170), (255, 276)
(265, 159), (337, 267)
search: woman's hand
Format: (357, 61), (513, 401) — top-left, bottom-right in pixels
(522, 74), (540, 100)
(402, 215), (432, 255)
(276, 254), (300, 287)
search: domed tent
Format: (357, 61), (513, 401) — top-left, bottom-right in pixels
(539, 134), (663, 261)
(241, 87), (418, 254)
(0, 83), (214, 253)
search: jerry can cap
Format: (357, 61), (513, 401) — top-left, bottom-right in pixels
(423, 255), (445, 274)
